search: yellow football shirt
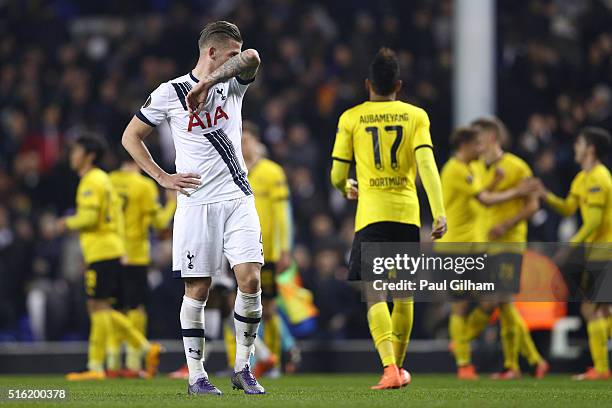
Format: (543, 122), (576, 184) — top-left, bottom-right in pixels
(66, 168), (124, 264)
(248, 158), (290, 262)
(439, 157), (485, 243)
(569, 164), (612, 244)
(332, 101), (433, 231)
(110, 170), (176, 266)
(473, 152), (532, 243)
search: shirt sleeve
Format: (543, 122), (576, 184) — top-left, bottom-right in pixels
(65, 179), (102, 230)
(271, 166), (292, 252)
(415, 147), (445, 219)
(331, 111), (354, 163)
(149, 182), (177, 230)
(546, 176), (580, 216)
(413, 109), (434, 151)
(271, 166), (290, 201)
(451, 167), (481, 197)
(135, 83), (169, 127)
(585, 180), (607, 208)
(76, 179), (103, 209)
(228, 76), (255, 98)
(518, 159), (533, 180)
(142, 180), (160, 215)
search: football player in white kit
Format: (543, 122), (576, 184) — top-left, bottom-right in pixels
(122, 21), (265, 395)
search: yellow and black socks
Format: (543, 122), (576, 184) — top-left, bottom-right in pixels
(367, 302), (395, 367)
(106, 316), (125, 372)
(109, 309), (149, 350)
(264, 314), (282, 367)
(587, 318), (610, 374)
(391, 298), (413, 367)
(449, 314), (471, 367)
(499, 304), (520, 371)
(465, 307), (489, 341)
(88, 310), (113, 372)
(517, 316), (543, 366)
(224, 321), (236, 369)
(126, 308), (148, 371)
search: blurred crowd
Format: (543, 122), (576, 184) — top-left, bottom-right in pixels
(0, 0), (611, 342)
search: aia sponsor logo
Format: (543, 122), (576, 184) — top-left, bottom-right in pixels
(188, 106), (229, 131)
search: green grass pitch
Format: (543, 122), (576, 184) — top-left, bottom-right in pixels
(1, 374), (612, 407)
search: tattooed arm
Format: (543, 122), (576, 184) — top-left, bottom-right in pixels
(186, 49), (260, 114)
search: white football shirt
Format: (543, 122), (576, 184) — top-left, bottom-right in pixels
(136, 71), (254, 207)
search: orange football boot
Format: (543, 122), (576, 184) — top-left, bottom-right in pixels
(490, 369), (521, 380)
(144, 342), (163, 379)
(105, 370), (121, 379)
(66, 370), (106, 381)
(572, 367), (611, 381)
(534, 360), (549, 379)
(254, 354), (278, 378)
(120, 369), (144, 379)
(167, 364), (189, 379)
(457, 364), (479, 380)
(371, 364), (402, 390)
(399, 368), (412, 387)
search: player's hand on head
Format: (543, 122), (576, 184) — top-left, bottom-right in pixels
(186, 82), (209, 116)
(158, 172), (201, 196)
(431, 216), (447, 240)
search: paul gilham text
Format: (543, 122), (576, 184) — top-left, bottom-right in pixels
(372, 279), (495, 292)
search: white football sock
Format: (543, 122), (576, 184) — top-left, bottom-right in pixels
(180, 295), (207, 384)
(233, 289), (262, 372)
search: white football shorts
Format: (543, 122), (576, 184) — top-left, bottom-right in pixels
(172, 195), (264, 278)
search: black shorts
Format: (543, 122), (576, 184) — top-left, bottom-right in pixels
(117, 265), (149, 309)
(436, 252), (487, 301)
(487, 252), (523, 294)
(348, 222), (420, 281)
(260, 262), (277, 299)
(85, 259), (120, 301)
(579, 261), (611, 302)
(556, 246), (589, 301)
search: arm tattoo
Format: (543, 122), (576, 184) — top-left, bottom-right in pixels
(203, 51), (259, 85)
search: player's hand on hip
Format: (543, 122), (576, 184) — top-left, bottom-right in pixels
(186, 82), (210, 116)
(158, 172), (201, 196)
(431, 216), (447, 240)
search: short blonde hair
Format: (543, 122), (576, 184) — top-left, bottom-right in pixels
(198, 21), (242, 49)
